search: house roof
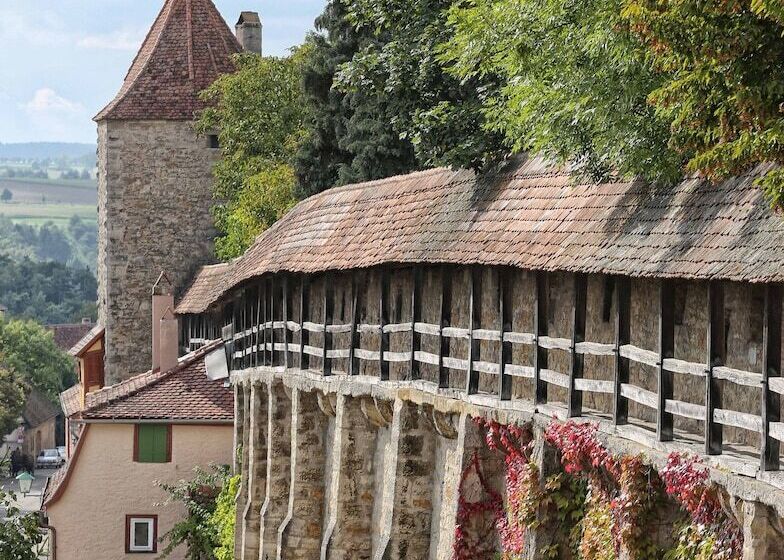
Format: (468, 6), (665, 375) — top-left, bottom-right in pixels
(176, 262), (232, 314)
(76, 341), (232, 422)
(95, 0), (241, 121)
(46, 323), (94, 352)
(68, 325), (104, 358)
(23, 389), (60, 428)
(59, 384), (82, 418)
(179, 156), (784, 313)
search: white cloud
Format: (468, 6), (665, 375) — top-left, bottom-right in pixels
(22, 88), (83, 115)
(77, 29), (144, 51)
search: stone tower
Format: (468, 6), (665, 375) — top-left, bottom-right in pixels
(95, 0), (248, 383)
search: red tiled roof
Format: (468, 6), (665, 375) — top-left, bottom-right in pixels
(79, 341), (232, 422)
(180, 156), (784, 312)
(59, 384), (82, 418)
(46, 323), (94, 352)
(175, 262), (232, 314)
(95, 0), (241, 121)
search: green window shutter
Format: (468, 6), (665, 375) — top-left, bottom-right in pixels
(136, 424), (169, 463)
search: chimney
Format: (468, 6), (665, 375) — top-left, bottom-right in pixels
(236, 11), (262, 55)
(152, 272), (174, 371)
(159, 307), (179, 373)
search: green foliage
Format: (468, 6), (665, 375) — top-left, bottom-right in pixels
(1, 188), (11, 202)
(156, 464), (234, 560)
(0, 486), (46, 560)
(0, 254), (97, 325)
(622, 0), (784, 206)
(210, 474), (239, 560)
(197, 52), (306, 260)
(0, 317), (77, 400)
(295, 0), (418, 196)
(0, 366), (25, 437)
(0, 215), (97, 271)
(336, 0), (507, 171)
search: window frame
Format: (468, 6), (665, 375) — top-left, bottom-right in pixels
(133, 424), (172, 463)
(125, 514), (157, 553)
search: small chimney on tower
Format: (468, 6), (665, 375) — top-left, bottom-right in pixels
(236, 11), (262, 55)
(159, 307), (179, 373)
(151, 272), (174, 371)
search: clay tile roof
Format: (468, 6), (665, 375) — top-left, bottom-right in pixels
(59, 384), (82, 418)
(186, 156), (784, 311)
(46, 323), (94, 352)
(175, 262), (232, 314)
(68, 324), (104, 358)
(95, 0), (242, 121)
(79, 341), (232, 422)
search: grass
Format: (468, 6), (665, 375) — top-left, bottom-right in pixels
(0, 202), (96, 227)
(0, 176), (96, 189)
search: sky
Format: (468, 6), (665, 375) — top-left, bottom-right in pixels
(0, 0), (326, 144)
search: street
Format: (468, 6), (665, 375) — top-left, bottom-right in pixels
(1, 468), (55, 516)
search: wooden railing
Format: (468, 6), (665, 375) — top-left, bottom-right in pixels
(184, 266), (783, 472)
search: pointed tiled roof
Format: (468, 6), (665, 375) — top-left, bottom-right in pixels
(95, 0), (242, 121)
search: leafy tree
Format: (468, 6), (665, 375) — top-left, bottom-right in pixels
(0, 487), (46, 560)
(210, 472), (240, 560)
(0, 366), (24, 437)
(336, 0), (507, 170)
(622, 0), (784, 206)
(1, 188), (11, 202)
(0, 317), (77, 400)
(295, 0), (418, 196)
(197, 52), (307, 260)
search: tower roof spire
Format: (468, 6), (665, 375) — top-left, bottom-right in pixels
(95, 0), (242, 121)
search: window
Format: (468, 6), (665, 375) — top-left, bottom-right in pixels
(126, 515), (157, 553)
(207, 134), (220, 149)
(133, 424), (171, 463)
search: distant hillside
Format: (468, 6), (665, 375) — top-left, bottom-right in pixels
(0, 142), (96, 161)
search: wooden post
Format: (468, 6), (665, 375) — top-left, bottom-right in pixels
(261, 279), (269, 366)
(438, 265), (453, 388)
(255, 283), (262, 367)
(283, 275), (291, 369)
(323, 273), (334, 376)
(762, 283), (782, 471)
(467, 267), (482, 394)
(410, 266), (422, 381)
(499, 267), (513, 401)
(270, 276), (277, 366)
(706, 281), (725, 455)
(349, 272), (360, 375)
(568, 273), (588, 417)
(534, 271), (549, 405)
(241, 289), (248, 369)
(379, 268), (390, 381)
(658, 280), (676, 442)
(614, 276), (631, 425)
(299, 276), (310, 371)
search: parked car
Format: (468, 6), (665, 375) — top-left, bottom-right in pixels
(36, 448), (64, 469)
(57, 446), (67, 460)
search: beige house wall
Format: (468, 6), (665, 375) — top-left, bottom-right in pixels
(46, 422), (232, 560)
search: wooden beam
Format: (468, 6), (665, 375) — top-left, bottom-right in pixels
(379, 268), (391, 381)
(282, 275), (291, 369)
(349, 272), (361, 375)
(534, 271), (549, 404)
(467, 267), (482, 395)
(614, 276), (631, 424)
(658, 280), (676, 442)
(706, 281), (725, 455)
(439, 265), (453, 388)
(410, 266), (422, 380)
(568, 273), (588, 417)
(323, 273), (335, 376)
(762, 283), (782, 471)
(299, 276), (310, 371)
(254, 283), (262, 367)
(270, 277), (277, 366)
(499, 267), (513, 401)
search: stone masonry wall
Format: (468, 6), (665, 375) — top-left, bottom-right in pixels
(97, 120), (219, 382)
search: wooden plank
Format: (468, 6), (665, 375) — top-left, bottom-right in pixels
(538, 336), (572, 351)
(534, 271), (549, 404)
(541, 369), (569, 388)
(506, 364), (535, 379)
(658, 280), (676, 442)
(665, 399), (705, 421)
(325, 324), (353, 334)
(574, 378), (614, 394)
(439, 265), (453, 388)
(379, 268), (390, 381)
(410, 266), (422, 380)
(282, 276), (291, 369)
(499, 267), (513, 401)
(383, 323), (411, 334)
(474, 360), (500, 375)
(474, 329), (501, 342)
(712, 366), (763, 388)
(383, 351), (410, 363)
(620, 383), (657, 409)
(349, 272), (360, 376)
(504, 331), (536, 345)
(467, 267), (482, 395)
(323, 273), (334, 376)
(762, 283), (782, 471)
(414, 322), (440, 336)
(714, 408), (763, 433)
(769, 422), (784, 443)
(415, 351), (440, 366)
(302, 321), (325, 333)
(358, 324), (381, 334)
(327, 349), (350, 359)
(299, 276), (310, 371)
(270, 277), (276, 367)
(355, 348), (381, 361)
(706, 281), (725, 455)
(569, 273), (588, 417)
(442, 327), (470, 339)
(444, 356), (469, 371)
(768, 377), (784, 395)
(619, 344), (659, 368)
(662, 358), (707, 377)
(302, 345), (323, 357)
(575, 341), (616, 356)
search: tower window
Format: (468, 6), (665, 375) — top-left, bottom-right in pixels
(207, 134), (220, 149)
